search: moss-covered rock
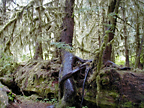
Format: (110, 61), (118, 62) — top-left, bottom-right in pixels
(0, 82), (9, 108)
(14, 60), (60, 98)
(84, 68), (144, 107)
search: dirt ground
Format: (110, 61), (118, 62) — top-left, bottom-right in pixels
(7, 100), (53, 108)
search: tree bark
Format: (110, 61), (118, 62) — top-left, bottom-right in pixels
(134, 13), (141, 68)
(103, 0), (121, 63)
(123, 2), (129, 67)
(135, 18), (144, 69)
(33, 0), (43, 60)
(58, 0), (75, 107)
(2, 0), (6, 14)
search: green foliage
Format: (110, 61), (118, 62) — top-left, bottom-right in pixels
(66, 106), (88, 108)
(43, 98), (57, 104)
(50, 98), (57, 103)
(105, 30), (114, 34)
(66, 106), (75, 108)
(8, 92), (15, 102)
(121, 101), (134, 108)
(51, 42), (73, 52)
(82, 106), (88, 108)
(139, 102), (144, 108)
(108, 12), (118, 18)
(21, 54), (31, 62)
(0, 51), (17, 76)
(0, 52), (13, 66)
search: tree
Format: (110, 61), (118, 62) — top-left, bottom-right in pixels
(58, 0), (76, 107)
(134, 12), (141, 68)
(135, 13), (144, 69)
(122, 1), (129, 67)
(102, 0), (121, 63)
(33, 0), (43, 60)
(0, 0), (144, 107)
(2, 0), (6, 14)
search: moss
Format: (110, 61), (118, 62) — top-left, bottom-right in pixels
(84, 78), (120, 107)
(98, 90), (119, 107)
(14, 60), (60, 99)
(101, 77), (109, 85)
(85, 89), (97, 103)
(121, 101), (134, 108)
(139, 102), (144, 108)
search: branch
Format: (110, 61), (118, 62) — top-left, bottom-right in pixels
(117, 15), (135, 29)
(59, 60), (92, 88)
(0, 1), (34, 38)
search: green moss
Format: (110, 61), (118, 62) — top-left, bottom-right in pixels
(98, 90), (119, 107)
(101, 77), (109, 85)
(139, 102), (144, 108)
(121, 101), (134, 108)
(14, 60), (60, 99)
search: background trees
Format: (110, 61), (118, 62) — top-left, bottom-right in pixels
(0, 0), (143, 70)
(0, 0), (143, 107)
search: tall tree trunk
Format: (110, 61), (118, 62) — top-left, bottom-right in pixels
(102, 0), (121, 63)
(53, 0), (60, 59)
(123, 2), (129, 67)
(135, 18), (144, 69)
(33, 0), (43, 60)
(58, 0), (75, 107)
(102, 8), (105, 38)
(2, 0), (6, 14)
(134, 13), (140, 68)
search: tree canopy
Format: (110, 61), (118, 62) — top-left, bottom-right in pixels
(0, 0), (143, 69)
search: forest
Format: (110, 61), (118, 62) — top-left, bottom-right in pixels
(0, 0), (144, 108)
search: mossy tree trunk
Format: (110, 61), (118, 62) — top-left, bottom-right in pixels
(134, 12), (141, 68)
(2, 0), (6, 14)
(135, 17), (144, 69)
(123, 2), (129, 67)
(58, 0), (76, 107)
(102, 0), (121, 63)
(53, 0), (61, 59)
(33, 0), (43, 60)
(0, 0), (6, 53)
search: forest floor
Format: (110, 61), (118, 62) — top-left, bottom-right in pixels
(6, 69), (144, 108)
(7, 100), (52, 108)
(1, 59), (144, 108)
(6, 94), (55, 108)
